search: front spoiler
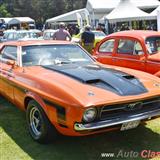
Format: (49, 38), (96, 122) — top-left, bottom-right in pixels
(74, 109), (160, 131)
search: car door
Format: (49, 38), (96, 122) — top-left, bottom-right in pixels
(113, 38), (146, 71)
(0, 45), (17, 101)
(94, 38), (115, 65)
(145, 37), (160, 75)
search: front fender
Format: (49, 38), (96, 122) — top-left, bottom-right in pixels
(24, 91), (49, 115)
(24, 91), (62, 129)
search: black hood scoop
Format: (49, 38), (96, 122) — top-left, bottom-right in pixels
(43, 64), (148, 96)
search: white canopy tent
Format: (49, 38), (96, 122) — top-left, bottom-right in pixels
(87, 0), (160, 12)
(0, 18), (13, 24)
(86, 0), (160, 20)
(150, 5), (160, 31)
(8, 17), (35, 25)
(46, 8), (89, 23)
(150, 5), (160, 16)
(103, 0), (155, 23)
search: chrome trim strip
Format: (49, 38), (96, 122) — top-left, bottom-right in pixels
(74, 109), (160, 131)
(113, 57), (145, 63)
(143, 99), (160, 105)
(98, 55), (112, 58)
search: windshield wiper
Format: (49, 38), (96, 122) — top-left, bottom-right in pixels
(54, 59), (74, 65)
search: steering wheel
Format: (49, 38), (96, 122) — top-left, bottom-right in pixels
(38, 57), (54, 65)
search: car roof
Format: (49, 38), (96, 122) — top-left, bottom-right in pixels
(43, 29), (56, 32)
(2, 40), (73, 46)
(4, 29), (17, 33)
(3, 30), (34, 34)
(28, 29), (41, 33)
(92, 30), (104, 33)
(109, 30), (160, 40)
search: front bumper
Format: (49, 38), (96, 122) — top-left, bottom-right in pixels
(74, 108), (160, 131)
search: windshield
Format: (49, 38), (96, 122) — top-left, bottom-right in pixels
(22, 44), (94, 66)
(145, 36), (160, 54)
(18, 32), (38, 39)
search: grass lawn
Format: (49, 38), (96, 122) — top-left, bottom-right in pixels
(0, 96), (160, 160)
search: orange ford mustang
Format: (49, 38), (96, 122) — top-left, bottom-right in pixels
(0, 40), (160, 143)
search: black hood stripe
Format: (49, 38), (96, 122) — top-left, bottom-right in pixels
(43, 64), (148, 96)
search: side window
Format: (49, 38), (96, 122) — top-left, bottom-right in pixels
(7, 33), (14, 40)
(43, 32), (50, 39)
(99, 39), (115, 53)
(117, 39), (144, 56)
(3, 33), (8, 39)
(118, 39), (135, 54)
(134, 42), (144, 55)
(1, 46), (17, 61)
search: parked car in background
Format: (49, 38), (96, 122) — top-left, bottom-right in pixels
(0, 40), (160, 143)
(93, 30), (160, 77)
(0, 29), (41, 42)
(43, 29), (56, 40)
(29, 29), (42, 38)
(72, 30), (106, 47)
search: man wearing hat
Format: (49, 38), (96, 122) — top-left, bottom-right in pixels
(80, 25), (95, 54)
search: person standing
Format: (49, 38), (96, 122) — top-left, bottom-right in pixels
(53, 22), (72, 41)
(80, 25), (95, 54)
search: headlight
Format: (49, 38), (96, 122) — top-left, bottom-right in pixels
(83, 108), (97, 122)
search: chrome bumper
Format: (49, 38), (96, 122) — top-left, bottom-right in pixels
(74, 109), (160, 131)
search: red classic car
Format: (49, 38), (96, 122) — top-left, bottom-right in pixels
(93, 30), (160, 77)
(0, 40), (160, 143)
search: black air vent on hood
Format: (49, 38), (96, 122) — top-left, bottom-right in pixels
(86, 79), (101, 84)
(123, 75), (135, 80)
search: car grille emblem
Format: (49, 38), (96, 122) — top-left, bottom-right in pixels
(125, 102), (143, 111)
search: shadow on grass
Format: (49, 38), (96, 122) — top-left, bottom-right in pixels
(0, 96), (160, 160)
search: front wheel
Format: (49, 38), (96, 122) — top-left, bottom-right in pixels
(26, 100), (58, 143)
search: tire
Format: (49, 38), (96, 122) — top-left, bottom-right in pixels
(26, 100), (58, 144)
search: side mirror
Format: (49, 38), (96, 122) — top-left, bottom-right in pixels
(6, 59), (16, 68)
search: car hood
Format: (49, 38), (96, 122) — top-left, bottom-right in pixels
(42, 64), (147, 96)
(21, 64), (160, 107)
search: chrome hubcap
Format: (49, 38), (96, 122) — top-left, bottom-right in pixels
(30, 107), (42, 136)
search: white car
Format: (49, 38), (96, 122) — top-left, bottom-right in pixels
(43, 29), (56, 40)
(1, 30), (41, 42)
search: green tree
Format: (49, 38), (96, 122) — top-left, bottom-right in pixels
(3, 0), (87, 23)
(0, 4), (12, 17)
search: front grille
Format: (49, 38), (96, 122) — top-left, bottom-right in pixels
(100, 96), (160, 120)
